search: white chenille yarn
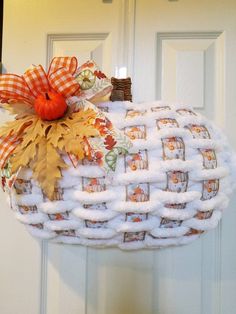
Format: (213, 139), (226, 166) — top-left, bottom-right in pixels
(9, 101), (236, 250)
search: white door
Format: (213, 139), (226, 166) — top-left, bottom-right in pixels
(1, 1), (236, 314)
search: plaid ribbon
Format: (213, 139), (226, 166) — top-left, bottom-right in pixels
(48, 56), (77, 75)
(0, 132), (20, 168)
(0, 57), (80, 168)
(23, 65), (49, 98)
(0, 74), (34, 103)
(0, 57), (79, 104)
(49, 67), (80, 97)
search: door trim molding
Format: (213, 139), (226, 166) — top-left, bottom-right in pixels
(40, 241), (48, 314)
(156, 31), (223, 104)
(157, 31), (223, 40)
(120, 0), (136, 77)
(46, 32), (109, 66)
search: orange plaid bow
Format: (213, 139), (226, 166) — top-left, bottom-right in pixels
(0, 57), (81, 168)
(0, 56), (79, 104)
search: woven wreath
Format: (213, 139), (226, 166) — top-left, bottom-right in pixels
(0, 57), (235, 250)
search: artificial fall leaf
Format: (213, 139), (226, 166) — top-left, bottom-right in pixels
(11, 137), (41, 173)
(49, 109), (99, 160)
(46, 122), (68, 148)
(32, 138), (67, 200)
(19, 118), (45, 149)
(69, 109), (96, 123)
(46, 108), (98, 148)
(0, 115), (33, 136)
(3, 102), (35, 118)
(66, 123), (98, 141)
(0, 105), (100, 198)
(64, 137), (85, 160)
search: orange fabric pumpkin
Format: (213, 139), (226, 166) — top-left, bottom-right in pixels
(34, 91), (67, 120)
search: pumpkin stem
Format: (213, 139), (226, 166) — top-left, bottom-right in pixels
(45, 92), (50, 100)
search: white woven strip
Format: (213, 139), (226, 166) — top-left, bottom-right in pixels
(10, 100), (234, 249)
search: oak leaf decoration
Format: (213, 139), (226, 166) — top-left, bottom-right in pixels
(32, 139), (67, 199)
(0, 104), (99, 199)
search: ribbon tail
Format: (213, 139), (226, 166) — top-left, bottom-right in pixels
(0, 132), (20, 169)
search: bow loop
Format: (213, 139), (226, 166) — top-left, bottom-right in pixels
(0, 74), (33, 104)
(0, 56), (79, 105)
(48, 57), (78, 76)
(48, 67), (80, 98)
(23, 65), (49, 98)
(0, 57), (112, 107)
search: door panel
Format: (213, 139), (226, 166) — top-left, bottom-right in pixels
(1, 1), (236, 313)
(133, 1), (236, 313)
(46, 245), (87, 314)
(86, 250), (153, 314)
(156, 32), (224, 120)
